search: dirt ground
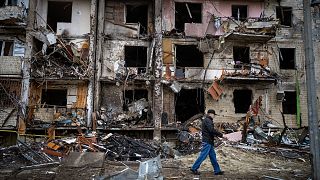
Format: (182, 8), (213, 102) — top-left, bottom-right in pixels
(164, 144), (311, 179)
(0, 144), (311, 180)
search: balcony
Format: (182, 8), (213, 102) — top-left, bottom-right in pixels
(162, 64), (276, 83)
(0, 6), (26, 25)
(0, 56), (22, 77)
(220, 17), (279, 43)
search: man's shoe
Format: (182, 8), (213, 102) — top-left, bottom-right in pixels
(214, 171), (224, 175)
(190, 168), (200, 175)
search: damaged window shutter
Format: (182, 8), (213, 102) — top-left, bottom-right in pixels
(13, 41), (25, 57)
(208, 81), (223, 101)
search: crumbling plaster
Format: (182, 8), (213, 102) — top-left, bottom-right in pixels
(204, 82), (308, 128)
(162, 0), (264, 37)
(100, 83), (151, 117)
(104, 0), (154, 38)
(100, 40), (150, 80)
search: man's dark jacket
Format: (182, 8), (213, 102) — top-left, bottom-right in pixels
(202, 115), (223, 145)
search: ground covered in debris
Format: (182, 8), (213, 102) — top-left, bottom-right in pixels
(0, 142), (310, 180)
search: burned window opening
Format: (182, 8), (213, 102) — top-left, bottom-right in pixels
(175, 2), (202, 32)
(233, 46), (250, 68)
(175, 88), (204, 123)
(233, 89), (252, 113)
(126, 4), (148, 35)
(123, 89), (148, 111)
(124, 46), (148, 74)
(282, 91), (296, 114)
(47, 1), (72, 32)
(276, 6), (292, 27)
(231, 5), (248, 21)
(176, 45), (203, 68)
(0, 41), (14, 56)
(41, 89), (67, 106)
(279, 48), (295, 69)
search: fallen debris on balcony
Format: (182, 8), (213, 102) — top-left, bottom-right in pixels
(96, 98), (152, 129)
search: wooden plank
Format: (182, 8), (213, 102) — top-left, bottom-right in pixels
(75, 83), (88, 108)
(163, 38), (173, 64)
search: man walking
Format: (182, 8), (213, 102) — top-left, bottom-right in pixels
(190, 109), (224, 175)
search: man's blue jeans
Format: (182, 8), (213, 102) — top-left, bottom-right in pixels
(191, 142), (221, 173)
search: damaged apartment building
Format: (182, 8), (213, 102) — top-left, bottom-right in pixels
(1, 0), (320, 142)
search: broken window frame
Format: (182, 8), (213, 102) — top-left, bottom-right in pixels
(233, 89), (252, 114)
(175, 2), (202, 32)
(231, 5), (248, 22)
(175, 44), (204, 68)
(0, 40), (14, 56)
(122, 89), (148, 111)
(124, 45), (148, 74)
(174, 88), (204, 123)
(279, 48), (295, 70)
(41, 89), (68, 107)
(276, 6), (292, 27)
(282, 91), (297, 115)
(233, 46), (250, 69)
(47, 1), (73, 32)
(125, 3), (149, 35)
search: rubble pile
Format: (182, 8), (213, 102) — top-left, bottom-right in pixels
(96, 98), (152, 128)
(30, 28), (90, 79)
(100, 133), (159, 161)
(30, 107), (86, 128)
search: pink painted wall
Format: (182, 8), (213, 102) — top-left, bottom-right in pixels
(162, 0), (264, 37)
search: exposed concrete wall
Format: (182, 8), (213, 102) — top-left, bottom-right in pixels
(100, 40), (150, 80)
(162, 0), (264, 37)
(205, 82), (308, 128)
(159, 0), (312, 128)
(311, 4), (320, 125)
(100, 83), (151, 117)
(36, 0), (90, 36)
(0, 56), (22, 76)
(104, 0), (154, 38)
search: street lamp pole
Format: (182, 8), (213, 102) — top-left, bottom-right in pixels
(303, 0), (320, 179)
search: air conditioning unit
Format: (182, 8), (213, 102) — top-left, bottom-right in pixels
(276, 91), (285, 101)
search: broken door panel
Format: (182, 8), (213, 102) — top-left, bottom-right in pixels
(162, 38), (173, 64)
(75, 83), (88, 109)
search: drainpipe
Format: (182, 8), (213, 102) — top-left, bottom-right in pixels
(153, 0), (163, 142)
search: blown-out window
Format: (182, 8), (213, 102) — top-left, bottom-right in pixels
(47, 1), (72, 32)
(175, 2), (202, 32)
